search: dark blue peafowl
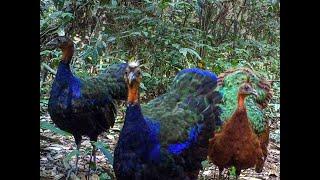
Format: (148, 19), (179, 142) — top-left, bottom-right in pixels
(46, 36), (128, 174)
(114, 62), (222, 180)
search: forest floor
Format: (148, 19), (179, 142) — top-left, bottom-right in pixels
(40, 108), (280, 180)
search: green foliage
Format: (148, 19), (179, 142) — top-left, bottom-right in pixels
(99, 172), (112, 180)
(94, 141), (114, 165)
(40, 0), (279, 118)
(40, 121), (71, 136)
(40, 1), (280, 177)
(63, 149), (80, 169)
(41, 120), (114, 167)
(201, 160), (210, 169)
(229, 166), (237, 177)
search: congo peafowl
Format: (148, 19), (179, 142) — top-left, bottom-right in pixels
(46, 36), (128, 175)
(114, 62), (222, 180)
(208, 68), (272, 179)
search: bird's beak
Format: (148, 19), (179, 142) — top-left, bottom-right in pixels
(251, 89), (258, 97)
(128, 72), (136, 85)
(46, 39), (58, 50)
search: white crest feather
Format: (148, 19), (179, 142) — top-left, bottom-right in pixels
(129, 61), (139, 68)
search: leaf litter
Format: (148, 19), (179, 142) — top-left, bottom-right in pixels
(40, 113), (280, 180)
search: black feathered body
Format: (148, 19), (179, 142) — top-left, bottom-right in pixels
(48, 62), (127, 142)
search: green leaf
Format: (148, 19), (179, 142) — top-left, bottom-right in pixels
(140, 82), (147, 91)
(40, 121), (72, 136)
(92, 48), (99, 62)
(142, 72), (152, 78)
(63, 149), (80, 169)
(179, 48), (202, 60)
(99, 173), (111, 180)
(79, 46), (94, 60)
(40, 50), (52, 56)
(138, 17), (153, 24)
(130, 32), (142, 37)
(57, 26), (65, 36)
(201, 160), (210, 168)
(142, 31), (149, 37)
(61, 12), (74, 20)
(111, 0), (117, 7)
(229, 166), (236, 177)
(94, 141), (114, 165)
(107, 36), (116, 43)
(172, 44), (180, 49)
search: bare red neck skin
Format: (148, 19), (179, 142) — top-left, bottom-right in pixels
(237, 94), (247, 110)
(127, 84), (139, 104)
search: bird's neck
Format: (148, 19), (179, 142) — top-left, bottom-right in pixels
(237, 94), (247, 110)
(227, 94), (249, 127)
(127, 84), (139, 104)
(125, 103), (144, 122)
(61, 46), (74, 64)
(55, 62), (73, 81)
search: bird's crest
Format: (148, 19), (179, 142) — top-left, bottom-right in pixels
(128, 61), (140, 68)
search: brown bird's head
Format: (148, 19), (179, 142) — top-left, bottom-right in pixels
(124, 61), (142, 104)
(237, 83), (258, 109)
(46, 36), (74, 50)
(46, 36), (74, 63)
(238, 83), (258, 97)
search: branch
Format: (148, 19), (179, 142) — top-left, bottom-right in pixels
(40, 25), (59, 39)
(41, 62), (56, 75)
(40, 134), (62, 144)
(218, 0), (247, 44)
(40, 69), (48, 90)
(268, 80), (280, 84)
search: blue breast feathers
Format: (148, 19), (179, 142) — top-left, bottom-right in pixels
(54, 62), (82, 99)
(121, 105), (161, 163)
(121, 104), (206, 165)
(145, 118), (161, 163)
(70, 77), (82, 98)
(167, 123), (204, 155)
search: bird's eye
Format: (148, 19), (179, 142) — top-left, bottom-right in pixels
(125, 71), (128, 75)
(137, 71), (141, 75)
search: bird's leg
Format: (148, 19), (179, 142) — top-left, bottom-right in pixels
(87, 141), (97, 178)
(235, 168), (241, 180)
(67, 136), (81, 179)
(75, 143), (80, 174)
(218, 167), (223, 180)
(91, 143), (97, 171)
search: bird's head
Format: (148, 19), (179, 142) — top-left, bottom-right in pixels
(124, 61), (142, 88)
(238, 83), (258, 97)
(46, 36), (74, 63)
(46, 36), (74, 51)
(124, 61), (142, 104)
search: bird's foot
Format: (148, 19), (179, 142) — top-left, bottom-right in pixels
(66, 166), (79, 180)
(85, 162), (97, 179)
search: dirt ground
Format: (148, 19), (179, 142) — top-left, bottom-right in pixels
(40, 112), (280, 180)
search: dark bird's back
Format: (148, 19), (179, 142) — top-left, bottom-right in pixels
(114, 66), (222, 180)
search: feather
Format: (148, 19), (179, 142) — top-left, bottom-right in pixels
(114, 68), (222, 179)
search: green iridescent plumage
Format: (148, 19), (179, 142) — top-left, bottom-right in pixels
(80, 63), (128, 101)
(217, 68), (272, 134)
(141, 69), (222, 146)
